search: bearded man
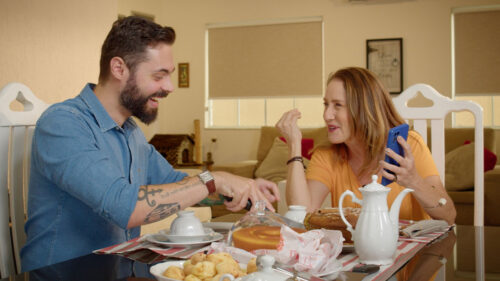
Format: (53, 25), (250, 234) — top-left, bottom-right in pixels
(21, 16), (278, 273)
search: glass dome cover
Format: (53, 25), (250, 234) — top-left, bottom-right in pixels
(227, 201), (302, 252)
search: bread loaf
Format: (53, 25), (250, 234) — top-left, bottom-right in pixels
(303, 207), (360, 243)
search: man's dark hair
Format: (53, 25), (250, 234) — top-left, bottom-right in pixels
(98, 16), (176, 83)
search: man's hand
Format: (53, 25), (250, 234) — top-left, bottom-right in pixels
(212, 171), (278, 212)
(255, 178), (280, 204)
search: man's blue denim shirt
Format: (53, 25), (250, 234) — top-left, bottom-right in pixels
(21, 84), (187, 272)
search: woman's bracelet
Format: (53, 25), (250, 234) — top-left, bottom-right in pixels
(286, 156), (306, 169)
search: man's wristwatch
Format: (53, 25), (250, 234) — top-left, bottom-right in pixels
(198, 171), (216, 194)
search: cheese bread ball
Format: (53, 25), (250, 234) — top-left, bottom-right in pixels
(163, 265), (185, 280)
(215, 260), (240, 277)
(183, 260), (194, 276)
(190, 253), (207, 265)
(206, 253), (233, 265)
(192, 261), (216, 279)
(246, 258), (257, 274)
(184, 274), (202, 281)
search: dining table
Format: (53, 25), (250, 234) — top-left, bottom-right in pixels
(2, 219), (498, 281)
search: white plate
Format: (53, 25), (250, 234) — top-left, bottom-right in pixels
(150, 260), (185, 281)
(316, 260), (342, 278)
(160, 227), (215, 243)
(146, 232), (224, 248)
(150, 260), (248, 281)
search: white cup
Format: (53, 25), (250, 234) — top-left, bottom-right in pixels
(169, 210), (205, 236)
(284, 205), (307, 223)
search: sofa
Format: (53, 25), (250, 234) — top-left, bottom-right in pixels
(213, 126), (500, 225)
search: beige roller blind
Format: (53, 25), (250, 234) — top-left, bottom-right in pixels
(208, 21), (323, 98)
(455, 10), (500, 94)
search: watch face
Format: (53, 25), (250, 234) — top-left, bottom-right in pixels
(199, 171), (213, 183)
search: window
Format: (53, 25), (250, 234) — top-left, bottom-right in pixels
(452, 6), (500, 128)
(207, 97), (325, 128)
(206, 18), (324, 128)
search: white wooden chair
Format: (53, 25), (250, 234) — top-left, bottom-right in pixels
(392, 83), (484, 281)
(0, 82), (48, 277)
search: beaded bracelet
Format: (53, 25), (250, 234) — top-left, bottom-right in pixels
(286, 156), (306, 169)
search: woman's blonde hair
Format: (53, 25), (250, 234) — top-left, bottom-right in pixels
(327, 67), (406, 177)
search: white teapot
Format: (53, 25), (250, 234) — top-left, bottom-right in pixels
(338, 175), (413, 265)
(219, 255), (287, 281)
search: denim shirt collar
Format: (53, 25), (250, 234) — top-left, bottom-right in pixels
(80, 83), (138, 133)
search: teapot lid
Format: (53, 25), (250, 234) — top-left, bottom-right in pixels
(360, 175), (390, 192)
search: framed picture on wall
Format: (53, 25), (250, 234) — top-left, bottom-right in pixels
(178, 63), (189, 88)
(366, 38), (403, 94)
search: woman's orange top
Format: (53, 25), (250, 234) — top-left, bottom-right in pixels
(306, 131), (437, 221)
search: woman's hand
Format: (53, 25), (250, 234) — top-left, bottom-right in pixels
(380, 136), (456, 224)
(380, 136), (422, 187)
(275, 109), (302, 156)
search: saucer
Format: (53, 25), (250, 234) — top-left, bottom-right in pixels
(146, 232), (224, 248)
(159, 227), (215, 243)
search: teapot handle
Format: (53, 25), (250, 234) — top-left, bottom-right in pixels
(339, 191), (362, 236)
(220, 273), (235, 281)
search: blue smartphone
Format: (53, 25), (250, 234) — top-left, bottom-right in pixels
(382, 123), (409, 186)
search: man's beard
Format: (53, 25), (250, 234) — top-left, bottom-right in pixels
(119, 76), (167, 125)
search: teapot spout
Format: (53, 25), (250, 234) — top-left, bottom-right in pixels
(389, 188), (414, 227)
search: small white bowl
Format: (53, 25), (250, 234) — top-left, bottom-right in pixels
(160, 227), (215, 243)
(169, 210), (204, 236)
(284, 205), (307, 223)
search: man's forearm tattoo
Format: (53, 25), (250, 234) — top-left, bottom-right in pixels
(138, 185), (162, 207)
(160, 180), (198, 199)
(144, 202), (180, 223)
(175, 177), (190, 185)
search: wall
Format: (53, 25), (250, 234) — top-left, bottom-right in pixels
(0, 0), (117, 104)
(118, 0), (498, 165)
(3, 0), (497, 166)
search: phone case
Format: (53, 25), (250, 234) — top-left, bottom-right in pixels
(382, 123), (409, 186)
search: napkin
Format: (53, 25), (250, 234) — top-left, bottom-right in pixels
(400, 219), (449, 238)
(254, 225), (344, 276)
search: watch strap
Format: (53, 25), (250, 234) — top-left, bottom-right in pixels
(198, 171), (216, 194)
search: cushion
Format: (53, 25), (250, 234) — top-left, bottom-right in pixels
(445, 142), (498, 191)
(463, 140), (498, 171)
(279, 137), (314, 160)
(255, 137), (310, 183)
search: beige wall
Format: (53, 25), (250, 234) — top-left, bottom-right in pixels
(0, 0), (117, 104)
(2, 0), (497, 165)
(118, 0), (498, 165)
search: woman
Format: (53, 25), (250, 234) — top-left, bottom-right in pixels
(276, 67), (455, 224)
